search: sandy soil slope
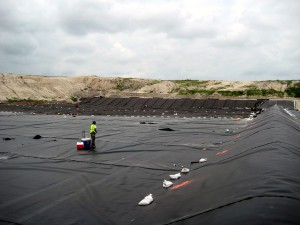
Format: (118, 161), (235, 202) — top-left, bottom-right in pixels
(0, 73), (299, 102)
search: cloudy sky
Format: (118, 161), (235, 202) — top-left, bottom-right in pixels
(0, 0), (299, 81)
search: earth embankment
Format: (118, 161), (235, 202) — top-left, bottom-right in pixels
(1, 73), (299, 102)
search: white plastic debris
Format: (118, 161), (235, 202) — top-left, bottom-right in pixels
(0, 156), (9, 160)
(163, 180), (173, 188)
(169, 173), (181, 180)
(138, 194), (154, 206)
(181, 167), (190, 173)
(225, 129), (230, 133)
(199, 158), (207, 163)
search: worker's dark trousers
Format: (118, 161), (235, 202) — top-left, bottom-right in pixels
(91, 133), (96, 148)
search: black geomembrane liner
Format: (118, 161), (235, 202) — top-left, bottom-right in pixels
(2, 98), (294, 117)
(0, 105), (299, 224)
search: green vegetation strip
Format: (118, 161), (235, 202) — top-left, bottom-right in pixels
(285, 82), (300, 97)
(178, 89), (215, 95)
(174, 79), (208, 87)
(178, 88), (298, 97)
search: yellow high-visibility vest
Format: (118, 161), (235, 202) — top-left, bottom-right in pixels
(90, 124), (96, 134)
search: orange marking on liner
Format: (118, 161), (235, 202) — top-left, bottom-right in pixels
(217, 149), (228, 155)
(234, 134), (241, 139)
(171, 180), (191, 190)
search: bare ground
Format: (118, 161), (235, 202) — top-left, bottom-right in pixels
(0, 74), (299, 105)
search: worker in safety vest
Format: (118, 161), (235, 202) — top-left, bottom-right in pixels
(90, 121), (97, 149)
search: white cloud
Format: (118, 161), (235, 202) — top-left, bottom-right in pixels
(0, 0), (299, 80)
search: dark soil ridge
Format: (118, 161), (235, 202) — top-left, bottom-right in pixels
(0, 97), (295, 118)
